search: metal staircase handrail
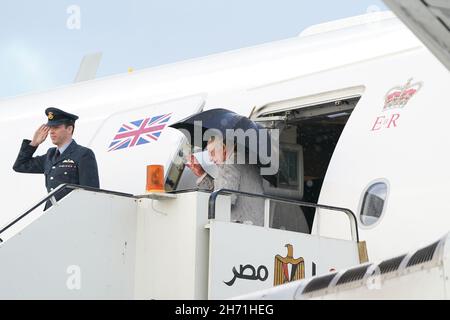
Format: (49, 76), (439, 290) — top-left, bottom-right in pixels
(208, 188), (359, 242)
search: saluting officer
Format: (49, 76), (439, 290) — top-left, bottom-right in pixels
(13, 107), (100, 209)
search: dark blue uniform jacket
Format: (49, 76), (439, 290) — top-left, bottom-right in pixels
(13, 139), (99, 209)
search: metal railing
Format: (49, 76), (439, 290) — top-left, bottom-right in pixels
(0, 185), (359, 243)
(0, 185), (205, 243)
(208, 188), (359, 242)
(0, 184), (135, 242)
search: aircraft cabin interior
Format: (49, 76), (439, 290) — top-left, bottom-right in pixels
(164, 95), (361, 235)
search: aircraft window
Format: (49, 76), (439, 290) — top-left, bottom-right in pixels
(164, 138), (192, 191)
(279, 150), (299, 187)
(360, 182), (388, 226)
(165, 139), (218, 191)
(262, 143), (304, 199)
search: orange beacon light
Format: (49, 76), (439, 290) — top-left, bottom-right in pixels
(146, 165), (165, 192)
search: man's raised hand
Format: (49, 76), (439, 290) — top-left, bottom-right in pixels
(30, 124), (49, 147)
(186, 154), (205, 177)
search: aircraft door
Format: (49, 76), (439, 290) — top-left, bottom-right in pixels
(89, 95), (205, 195)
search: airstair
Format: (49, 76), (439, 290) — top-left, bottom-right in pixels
(0, 184), (365, 299)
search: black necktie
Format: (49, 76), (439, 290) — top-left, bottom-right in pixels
(55, 150), (60, 160)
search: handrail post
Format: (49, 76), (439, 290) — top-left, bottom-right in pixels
(208, 190), (220, 220)
(264, 198), (270, 228)
(345, 209), (358, 242)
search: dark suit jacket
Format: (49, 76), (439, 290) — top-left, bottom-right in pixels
(13, 139), (99, 209)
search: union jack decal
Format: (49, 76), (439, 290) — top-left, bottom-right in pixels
(108, 113), (172, 151)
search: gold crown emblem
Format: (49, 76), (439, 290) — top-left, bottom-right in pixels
(384, 78), (422, 111)
(48, 112), (54, 120)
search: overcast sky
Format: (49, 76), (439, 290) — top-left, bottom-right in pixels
(0, 0), (388, 99)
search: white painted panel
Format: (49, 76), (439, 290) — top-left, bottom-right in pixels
(134, 191), (212, 299)
(90, 95), (205, 195)
(208, 221), (359, 299)
(0, 189), (137, 299)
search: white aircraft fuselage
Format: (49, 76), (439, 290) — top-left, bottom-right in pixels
(1, 11), (449, 264)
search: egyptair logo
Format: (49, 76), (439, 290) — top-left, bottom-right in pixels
(383, 78), (422, 111)
(274, 244), (305, 286)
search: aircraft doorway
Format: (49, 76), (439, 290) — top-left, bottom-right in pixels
(254, 95), (361, 234)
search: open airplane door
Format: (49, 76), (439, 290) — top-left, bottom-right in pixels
(384, 0), (450, 71)
(89, 95), (205, 194)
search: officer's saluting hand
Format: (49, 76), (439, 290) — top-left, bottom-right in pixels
(30, 124), (50, 147)
(13, 108), (100, 210)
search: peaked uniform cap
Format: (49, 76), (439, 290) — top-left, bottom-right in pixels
(45, 108), (79, 126)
